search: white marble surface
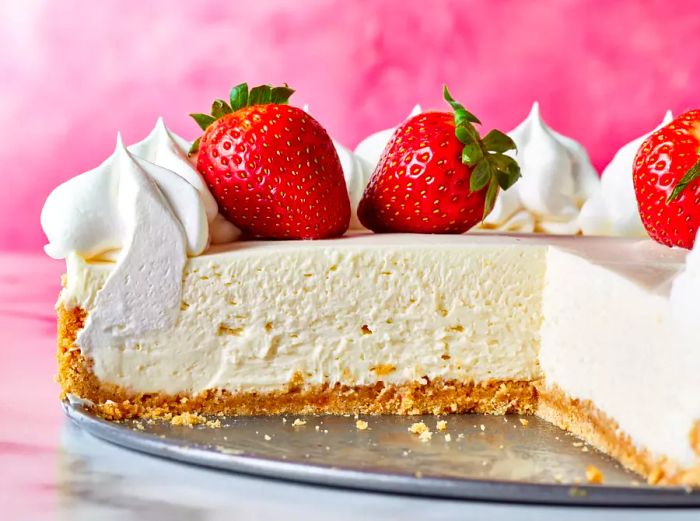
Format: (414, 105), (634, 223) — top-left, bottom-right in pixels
(1, 252), (699, 520)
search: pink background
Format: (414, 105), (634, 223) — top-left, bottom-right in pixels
(2, 0), (700, 252)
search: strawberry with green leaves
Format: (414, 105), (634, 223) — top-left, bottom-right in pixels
(357, 87), (521, 234)
(190, 83), (350, 240)
(634, 110), (700, 249)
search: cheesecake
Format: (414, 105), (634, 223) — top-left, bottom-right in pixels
(53, 230), (700, 486)
(43, 109), (700, 487)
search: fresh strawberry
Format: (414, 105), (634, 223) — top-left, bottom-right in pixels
(633, 110), (700, 249)
(190, 83), (350, 240)
(357, 87), (521, 234)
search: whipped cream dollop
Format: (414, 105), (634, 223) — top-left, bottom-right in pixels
(45, 136), (204, 352)
(129, 118), (240, 244)
(480, 102), (600, 234)
(334, 140), (373, 229)
(579, 111), (673, 237)
(42, 120), (242, 353)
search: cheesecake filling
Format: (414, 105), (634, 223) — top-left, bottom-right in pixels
(60, 234), (546, 395)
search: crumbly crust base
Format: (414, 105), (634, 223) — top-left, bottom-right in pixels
(536, 383), (700, 486)
(57, 306), (537, 420)
(57, 305), (700, 486)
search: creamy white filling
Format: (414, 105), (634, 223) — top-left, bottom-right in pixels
(541, 244), (699, 467)
(61, 234), (546, 394)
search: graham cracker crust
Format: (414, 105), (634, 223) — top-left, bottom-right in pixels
(536, 384), (700, 486)
(57, 306), (537, 421)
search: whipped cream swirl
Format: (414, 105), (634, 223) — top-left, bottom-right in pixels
(334, 140), (373, 229)
(579, 111), (673, 237)
(41, 120), (240, 353)
(480, 102), (599, 234)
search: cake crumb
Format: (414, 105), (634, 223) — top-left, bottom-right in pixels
(170, 412), (206, 427)
(648, 467), (664, 484)
(479, 424), (486, 432)
(585, 465), (604, 484)
(282, 418), (287, 423)
(419, 430), (433, 442)
(134, 423), (145, 431)
(264, 434), (271, 441)
(457, 433), (465, 440)
(444, 433), (452, 442)
(408, 421), (429, 434)
(519, 418), (529, 427)
(292, 418), (306, 427)
(572, 441), (584, 448)
(581, 446), (589, 453)
(315, 425), (320, 432)
(356, 420), (369, 430)
(205, 419), (222, 429)
(436, 420), (448, 432)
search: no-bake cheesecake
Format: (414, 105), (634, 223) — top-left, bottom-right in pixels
(43, 85), (700, 486)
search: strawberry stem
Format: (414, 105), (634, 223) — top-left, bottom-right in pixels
(668, 149), (700, 203)
(188, 82), (295, 155)
(443, 86), (521, 218)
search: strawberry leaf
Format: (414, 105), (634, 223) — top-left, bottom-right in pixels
(190, 113), (216, 131)
(668, 157), (700, 202)
(455, 126), (478, 146)
(483, 177), (499, 218)
(482, 130), (516, 154)
(211, 99), (232, 118)
(271, 85), (295, 104)
(249, 85), (272, 105)
(462, 143), (483, 166)
(489, 154), (521, 190)
(188, 136), (201, 157)
(229, 83), (249, 111)
(470, 160), (492, 192)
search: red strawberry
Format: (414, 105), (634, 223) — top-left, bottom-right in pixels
(633, 110), (700, 249)
(190, 83), (350, 240)
(357, 87), (521, 234)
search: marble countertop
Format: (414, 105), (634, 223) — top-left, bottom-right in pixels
(1, 252), (698, 520)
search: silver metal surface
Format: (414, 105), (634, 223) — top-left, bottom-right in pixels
(63, 402), (700, 506)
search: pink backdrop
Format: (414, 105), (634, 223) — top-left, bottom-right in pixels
(2, 0), (700, 252)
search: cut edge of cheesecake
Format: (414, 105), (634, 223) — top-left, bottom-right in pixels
(57, 305), (700, 486)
